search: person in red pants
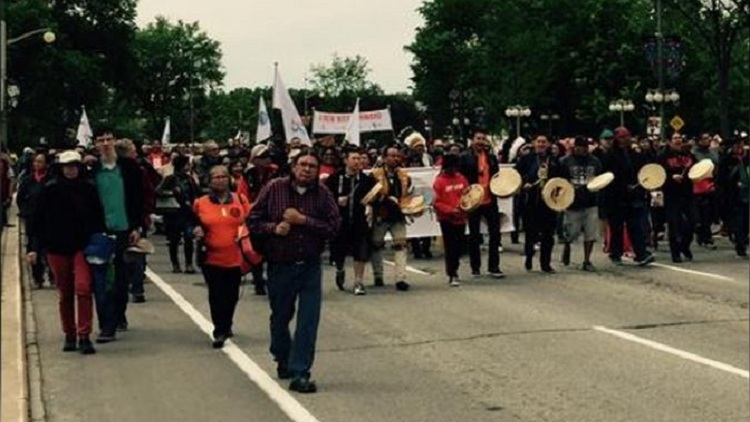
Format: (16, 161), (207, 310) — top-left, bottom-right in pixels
(26, 151), (106, 354)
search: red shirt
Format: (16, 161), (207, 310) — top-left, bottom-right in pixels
(194, 193), (250, 268)
(433, 171), (469, 225)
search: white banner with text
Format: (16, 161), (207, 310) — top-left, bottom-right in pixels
(312, 108), (393, 134)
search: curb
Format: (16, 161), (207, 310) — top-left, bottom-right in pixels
(18, 219), (46, 422)
(0, 211), (28, 422)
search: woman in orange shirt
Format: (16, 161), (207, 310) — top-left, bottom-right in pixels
(193, 165), (250, 348)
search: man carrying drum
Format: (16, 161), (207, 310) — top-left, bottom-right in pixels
(458, 128), (505, 279)
(369, 145), (413, 292)
(600, 127), (655, 266)
(559, 136), (603, 272)
(516, 134), (564, 273)
(657, 132), (696, 263)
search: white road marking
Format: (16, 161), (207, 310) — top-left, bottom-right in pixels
(145, 268), (321, 422)
(382, 260), (431, 276)
(650, 262), (739, 283)
(593, 325), (749, 379)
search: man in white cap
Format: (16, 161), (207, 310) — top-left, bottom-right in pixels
(404, 132), (433, 259)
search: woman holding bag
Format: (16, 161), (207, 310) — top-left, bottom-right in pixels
(193, 165), (251, 349)
(27, 151), (106, 354)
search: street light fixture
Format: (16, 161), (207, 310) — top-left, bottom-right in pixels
(608, 99), (635, 127)
(539, 112), (560, 136)
(504, 105), (531, 139)
(645, 89), (679, 137)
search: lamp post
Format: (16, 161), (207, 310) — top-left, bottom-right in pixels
(539, 112), (560, 136)
(645, 89), (679, 136)
(504, 106), (531, 139)
(1, 23), (55, 151)
(608, 99), (635, 127)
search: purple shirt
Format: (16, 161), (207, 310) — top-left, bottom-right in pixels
(248, 176), (340, 263)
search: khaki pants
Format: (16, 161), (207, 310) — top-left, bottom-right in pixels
(371, 220), (407, 281)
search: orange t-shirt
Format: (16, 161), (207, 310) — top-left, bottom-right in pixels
(194, 193), (250, 268)
(478, 152), (491, 204)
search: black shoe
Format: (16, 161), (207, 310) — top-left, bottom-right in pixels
(277, 363), (293, 380)
(373, 277), (385, 287)
(488, 268), (505, 279)
(289, 377), (317, 394)
(471, 270), (481, 278)
(682, 249), (693, 262)
(737, 247), (748, 257)
(561, 244), (571, 266)
(395, 281), (410, 292)
(423, 251), (433, 259)
(413, 253), (424, 260)
(172, 265), (182, 274)
(335, 271), (346, 291)
(581, 262), (597, 272)
(63, 335), (77, 352)
(524, 256), (532, 271)
(212, 334), (227, 349)
(226, 330), (234, 338)
(609, 256), (623, 266)
(253, 281), (267, 296)
(636, 254), (656, 266)
(184, 265), (196, 274)
(78, 338), (96, 355)
(541, 267), (556, 274)
(132, 295), (146, 304)
(117, 321), (129, 332)
(671, 255), (683, 263)
(95, 332), (116, 344)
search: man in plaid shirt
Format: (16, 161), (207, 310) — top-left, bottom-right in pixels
(248, 150), (340, 394)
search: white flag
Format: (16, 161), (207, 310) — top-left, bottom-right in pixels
(161, 117), (171, 145)
(256, 96), (272, 142)
(76, 107), (93, 147)
(272, 65), (311, 146)
(344, 98), (361, 146)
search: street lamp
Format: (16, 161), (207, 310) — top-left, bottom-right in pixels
(504, 105), (531, 139)
(645, 89), (679, 136)
(608, 99), (635, 127)
(539, 112), (560, 136)
(1, 24), (56, 151)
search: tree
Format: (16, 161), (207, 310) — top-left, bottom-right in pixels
(308, 54), (383, 101)
(7, 0), (139, 148)
(131, 17), (225, 142)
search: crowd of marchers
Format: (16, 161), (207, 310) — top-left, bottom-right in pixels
(5, 124), (748, 394)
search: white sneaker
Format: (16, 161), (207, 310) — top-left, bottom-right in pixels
(449, 277), (461, 287)
(353, 284), (367, 296)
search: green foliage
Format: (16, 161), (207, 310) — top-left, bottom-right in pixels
(131, 17), (225, 142)
(308, 54), (384, 99)
(407, 0), (749, 138)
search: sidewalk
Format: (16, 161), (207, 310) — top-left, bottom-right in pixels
(1, 218), (28, 422)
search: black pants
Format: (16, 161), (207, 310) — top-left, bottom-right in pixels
(202, 265), (242, 338)
(468, 203), (501, 272)
(524, 226), (554, 270)
(409, 237), (432, 257)
(608, 205), (650, 261)
(665, 197), (694, 258)
(731, 203), (749, 252)
(439, 222), (465, 278)
(693, 193), (715, 245)
(165, 215), (194, 267)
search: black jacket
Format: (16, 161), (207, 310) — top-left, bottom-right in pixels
(600, 146), (650, 211)
(459, 149), (500, 184)
(16, 172), (51, 220)
(28, 177), (106, 255)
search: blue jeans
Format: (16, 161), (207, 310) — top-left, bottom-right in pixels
(92, 232), (130, 334)
(267, 260), (322, 378)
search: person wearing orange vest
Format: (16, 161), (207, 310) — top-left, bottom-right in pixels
(193, 165), (251, 349)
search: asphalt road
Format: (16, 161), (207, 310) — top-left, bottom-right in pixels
(28, 234), (749, 422)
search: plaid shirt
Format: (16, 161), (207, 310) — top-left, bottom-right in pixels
(248, 176), (340, 263)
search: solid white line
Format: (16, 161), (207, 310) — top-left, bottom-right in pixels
(650, 262), (738, 283)
(382, 260), (431, 276)
(593, 325), (749, 379)
(145, 268), (321, 422)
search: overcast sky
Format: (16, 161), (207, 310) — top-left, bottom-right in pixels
(135, 0), (424, 93)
